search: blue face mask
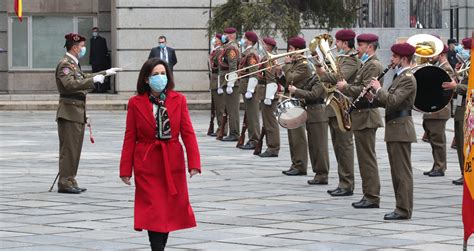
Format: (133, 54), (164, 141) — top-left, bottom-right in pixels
(221, 35), (227, 43)
(239, 38), (245, 47)
(338, 49), (345, 54)
(159, 43), (165, 49)
(149, 74), (168, 93)
(211, 38), (216, 46)
(79, 47), (87, 58)
(360, 53), (369, 63)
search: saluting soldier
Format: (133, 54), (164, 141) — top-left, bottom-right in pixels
(238, 31), (261, 149)
(370, 42), (417, 220)
(55, 33), (119, 194)
(281, 37), (311, 176)
(316, 29), (360, 196)
(422, 44), (457, 177)
(209, 33), (227, 137)
(219, 27), (241, 142)
(336, 33), (384, 208)
(442, 37), (471, 186)
(255, 37), (281, 157)
(289, 68), (330, 184)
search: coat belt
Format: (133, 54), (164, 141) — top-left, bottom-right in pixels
(141, 138), (179, 196)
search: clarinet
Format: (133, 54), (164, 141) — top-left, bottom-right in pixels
(347, 64), (393, 114)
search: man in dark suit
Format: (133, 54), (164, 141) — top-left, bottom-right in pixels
(148, 35), (178, 72)
(89, 27), (110, 93)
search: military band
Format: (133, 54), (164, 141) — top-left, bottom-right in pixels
(209, 33), (228, 138)
(281, 37), (312, 176)
(337, 33), (384, 208)
(220, 27), (241, 142)
(255, 37), (281, 157)
(238, 31), (261, 149)
(316, 29), (359, 196)
(207, 28), (471, 220)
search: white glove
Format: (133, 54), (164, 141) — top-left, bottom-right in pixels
(93, 75), (105, 84)
(245, 91), (253, 99)
(265, 82), (278, 101)
(264, 98), (272, 105)
(245, 77), (258, 100)
(217, 88), (224, 95)
(105, 67), (122, 76)
(226, 86), (233, 95)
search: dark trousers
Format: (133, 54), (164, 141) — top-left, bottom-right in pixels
(148, 231), (169, 251)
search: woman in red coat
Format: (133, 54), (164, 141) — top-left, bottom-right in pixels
(119, 58), (201, 251)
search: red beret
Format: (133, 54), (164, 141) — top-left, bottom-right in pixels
(288, 36), (306, 49)
(462, 38), (472, 49)
(244, 31), (258, 43)
(65, 33), (86, 42)
(335, 29), (356, 41)
(442, 44), (448, 54)
(263, 37), (276, 47)
(224, 27), (237, 34)
(215, 33), (222, 40)
(391, 42), (416, 57)
(357, 33), (378, 43)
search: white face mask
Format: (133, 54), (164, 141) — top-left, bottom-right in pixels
(92, 32), (98, 37)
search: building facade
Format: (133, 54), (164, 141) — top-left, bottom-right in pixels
(0, 0), (472, 97)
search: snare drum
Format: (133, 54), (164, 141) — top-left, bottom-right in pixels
(274, 98), (308, 129)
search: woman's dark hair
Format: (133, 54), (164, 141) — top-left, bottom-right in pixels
(136, 58), (175, 94)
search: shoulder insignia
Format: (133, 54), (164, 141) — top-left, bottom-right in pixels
(62, 67), (70, 75)
(405, 73), (412, 77)
(228, 49), (236, 60)
(249, 57), (257, 65)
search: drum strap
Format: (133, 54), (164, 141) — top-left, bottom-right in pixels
(385, 109), (412, 123)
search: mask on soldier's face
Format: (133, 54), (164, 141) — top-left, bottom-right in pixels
(221, 35), (227, 44)
(78, 46), (87, 58)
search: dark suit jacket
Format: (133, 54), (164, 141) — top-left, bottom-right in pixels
(148, 46), (178, 71)
(89, 36), (109, 71)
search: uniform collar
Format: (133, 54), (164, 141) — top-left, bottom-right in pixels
(397, 66), (411, 76)
(66, 52), (79, 65)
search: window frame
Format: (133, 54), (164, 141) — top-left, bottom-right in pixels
(8, 15), (97, 71)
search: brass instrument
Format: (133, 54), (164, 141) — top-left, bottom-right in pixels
(456, 53), (471, 82)
(225, 36), (322, 82)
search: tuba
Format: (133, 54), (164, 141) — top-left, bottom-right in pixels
(407, 34), (453, 113)
(310, 33), (352, 131)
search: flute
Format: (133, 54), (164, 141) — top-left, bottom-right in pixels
(347, 63), (393, 114)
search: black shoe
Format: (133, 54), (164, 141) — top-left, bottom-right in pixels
(240, 142), (256, 150)
(453, 177), (464, 185)
(307, 179), (328, 185)
(282, 169), (307, 176)
(352, 199), (379, 208)
(58, 187), (82, 194)
(221, 135), (239, 142)
(259, 151), (278, 158)
(428, 170), (445, 177)
(74, 187), (87, 192)
(329, 188), (353, 197)
(208, 132), (217, 137)
(384, 211), (409, 220)
(423, 169), (434, 175)
(327, 187), (338, 194)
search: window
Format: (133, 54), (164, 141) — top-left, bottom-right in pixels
(9, 16), (96, 70)
(409, 0), (442, 29)
(357, 0), (395, 28)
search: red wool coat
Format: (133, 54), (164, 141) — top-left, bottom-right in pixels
(120, 90), (201, 233)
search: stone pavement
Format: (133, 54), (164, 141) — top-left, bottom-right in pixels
(0, 110), (471, 250)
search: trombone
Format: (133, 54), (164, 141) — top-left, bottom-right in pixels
(224, 48), (311, 82)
